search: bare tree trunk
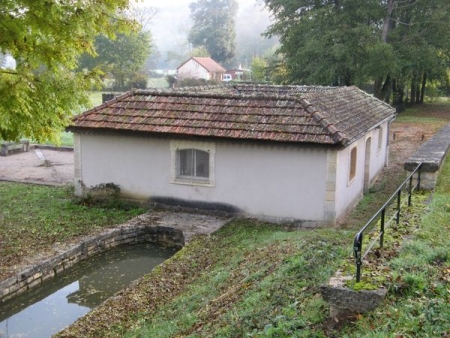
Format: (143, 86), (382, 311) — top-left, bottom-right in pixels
(381, 0), (395, 43)
(382, 75), (392, 103)
(411, 77), (421, 105)
(374, 0), (395, 102)
(393, 78), (405, 103)
(374, 75), (392, 102)
(420, 72), (427, 104)
(410, 77), (417, 105)
(392, 78), (405, 112)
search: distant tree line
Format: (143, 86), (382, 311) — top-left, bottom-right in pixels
(263, 0), (450, 105)
(78, 6), (155, 91)
(78, 31), (151, 91)
(188, 0), (238, 67)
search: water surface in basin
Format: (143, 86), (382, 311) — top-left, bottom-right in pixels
(0, 243), (177, 337)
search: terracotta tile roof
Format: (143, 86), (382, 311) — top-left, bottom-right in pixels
(177, 57), (226, 73)
(302, 86), (396, 144)
(233, 84), (338, 95)
(69, 85), (395, 147)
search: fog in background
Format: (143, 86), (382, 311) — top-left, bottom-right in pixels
(133, 0), (277, 69)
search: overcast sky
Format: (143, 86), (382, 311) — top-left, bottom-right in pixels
(134, 0), (261, 11)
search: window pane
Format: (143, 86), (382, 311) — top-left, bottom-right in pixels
(378, 128), (383, 150)
(179, 149), (194, 176)
(350, 147), (357, 181)
(195, 150), (209, 178)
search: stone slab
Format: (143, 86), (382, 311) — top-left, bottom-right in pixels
(320, 285), (387, 317)
(405, 123), (450, 172)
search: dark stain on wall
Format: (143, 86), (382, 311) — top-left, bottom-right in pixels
(149, 196), (241, 214)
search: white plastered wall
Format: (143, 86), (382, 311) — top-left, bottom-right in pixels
(177, 59), (209, 80)
(75, 133), (329, 222)
(333, 121), (390, 220)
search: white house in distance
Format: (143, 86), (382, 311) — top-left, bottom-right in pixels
(177, 57), (226, 81)
(68, 84), (396, 227)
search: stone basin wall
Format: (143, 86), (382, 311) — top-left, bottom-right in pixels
(0, 224), (184, 303)
(404, 123), (450, 189)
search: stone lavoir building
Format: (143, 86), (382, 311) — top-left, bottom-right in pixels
(67, 84), (395, 227)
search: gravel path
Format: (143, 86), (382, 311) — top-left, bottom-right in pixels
(0, 147), (74, 185)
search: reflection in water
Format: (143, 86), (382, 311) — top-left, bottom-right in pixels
(1, 282), (89, 338)
(0, 243), (177, 338)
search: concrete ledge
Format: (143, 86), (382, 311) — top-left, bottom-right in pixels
(31, 144), (74, 152)
(320, 285), (387, 317)
(0, 140), (29, 156)
(320, 272), (388, 317)
(0, 223), (184, 303)
(404, 123), (450, 189)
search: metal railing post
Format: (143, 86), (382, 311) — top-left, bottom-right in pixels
(354, 234), (363, 282)
(380, 208), (385, 248)
(418, 165), (421, 191)
(352, 163), (421, 282)
(408, 174), (413, 206)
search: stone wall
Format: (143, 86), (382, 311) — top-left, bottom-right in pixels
(405, 123), (450, 190)
(0, 224), (184, 303)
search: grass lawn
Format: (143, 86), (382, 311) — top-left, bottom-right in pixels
(39, 131), (74, 147)
(0, 183), (145, 280)
(339, 157), (450, 337)
(59, 220), (354, 337)
(59, 189), (446, 337)
(147, 77), (169, 88)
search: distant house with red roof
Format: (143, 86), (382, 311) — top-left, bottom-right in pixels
(68, 84), (395, 226)
(177, 57), (226, 81)
(224, 68), (245, 81)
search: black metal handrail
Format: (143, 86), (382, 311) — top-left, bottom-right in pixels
(353, 163), (422, 282)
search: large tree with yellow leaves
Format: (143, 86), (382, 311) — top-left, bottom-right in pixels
(0, 0), (137, 142)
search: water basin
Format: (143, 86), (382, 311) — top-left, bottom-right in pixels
(0, 243), (178, 338)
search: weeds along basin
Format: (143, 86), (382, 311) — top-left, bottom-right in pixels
(0, 243), (178, 338)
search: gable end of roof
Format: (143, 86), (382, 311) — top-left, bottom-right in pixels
(177, 57), (226, 73)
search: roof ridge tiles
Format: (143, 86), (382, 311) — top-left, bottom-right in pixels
(352, 86), (396, 112)
(132, 89), (301, 102)
(172, 84), (234, 92)
(299, 98), (349, 146)
(89, 91), (132, 113)
(233, 83), (340, 94)
(301, 86), (352, 99)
